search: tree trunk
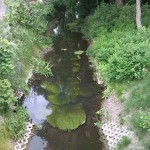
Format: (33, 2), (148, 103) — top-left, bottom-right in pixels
(136, 0), (142, 29)
(96, 0), (100, 6)
(115, 0), (124, 7)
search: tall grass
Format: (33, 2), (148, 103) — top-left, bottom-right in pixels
(117, 136), (131, 150)
(0, 125), (12, 150)
(125, 75), (150, 111)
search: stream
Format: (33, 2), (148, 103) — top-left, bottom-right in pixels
(23, 25), (103, 150)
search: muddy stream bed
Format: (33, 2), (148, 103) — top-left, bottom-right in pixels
(23, 26), (103, 150)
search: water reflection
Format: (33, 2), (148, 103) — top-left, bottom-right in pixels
(23, 87), (52, 124)
(28, 136), (48, 150)
(24, 31), (103, 150)
(53, 25), (61, 35)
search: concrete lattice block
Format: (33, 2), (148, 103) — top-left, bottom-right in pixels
(13, 122), (35, 150)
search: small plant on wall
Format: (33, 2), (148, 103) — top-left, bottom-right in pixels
(94, 109), (104, 127)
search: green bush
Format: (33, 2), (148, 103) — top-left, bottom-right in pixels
(83, 4), (150, 39)
(115, 5), (136, 30)
(84, 3), (150, 81)
(29, 1), (55, 33)
(87, 31), (126, 63)
(88, 29), (150, 81)
(0, 79), (17, 113)
(142, 5), (150, 27)
(0, 39), (17, 79)
(5, 0), (55, 33)
(138, 111), (150, 131)
(131, 111), (150, 133)
(0, 21), (12, 40)
(33, 59), (52, 77)
(0, 0), (54, 91)
(129, 114), (150, 150)
(106, 35), (150, 80)
(5, 107), (29, 140)
(82, 3), (120, 38)
(5, 0), (30, 26)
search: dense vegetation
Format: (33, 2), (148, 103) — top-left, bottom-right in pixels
(0, 0), (150, 149)
(83, 3), (150, 81)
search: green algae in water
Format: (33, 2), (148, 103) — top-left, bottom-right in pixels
(74, 50), (84, 55)
(72, 66), (80, 73)
(47, 104), (86, 130)
(41, 78), (95, 106)
(41, 82), (60, 93)
(72, 59), (81, 73)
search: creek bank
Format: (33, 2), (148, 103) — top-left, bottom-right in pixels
(11, 17), (59, 150)
(92, 62), (144, 150)
(14, 17), (58, 100)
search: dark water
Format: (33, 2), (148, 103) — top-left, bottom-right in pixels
(23, 27), (103, 150)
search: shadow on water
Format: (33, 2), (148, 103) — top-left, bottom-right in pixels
(23, 26), (104, 150)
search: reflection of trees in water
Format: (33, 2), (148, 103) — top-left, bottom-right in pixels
(38, 32), (98, 131)
(40, 73), (96, 130)
(37, 119), (102, 150)
(39, 50), (97, 130)
(41, 76), (95, 105)
(47, 104), (86, 130)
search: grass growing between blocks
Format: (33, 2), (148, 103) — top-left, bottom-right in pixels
(0, 125), (13, 150)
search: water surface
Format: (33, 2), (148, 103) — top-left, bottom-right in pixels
(23, 28), (103, 150)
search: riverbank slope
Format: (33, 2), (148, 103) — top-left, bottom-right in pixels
(82, 3), (150, 150)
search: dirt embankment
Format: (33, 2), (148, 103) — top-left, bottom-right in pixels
(93, 65), (142, 150)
